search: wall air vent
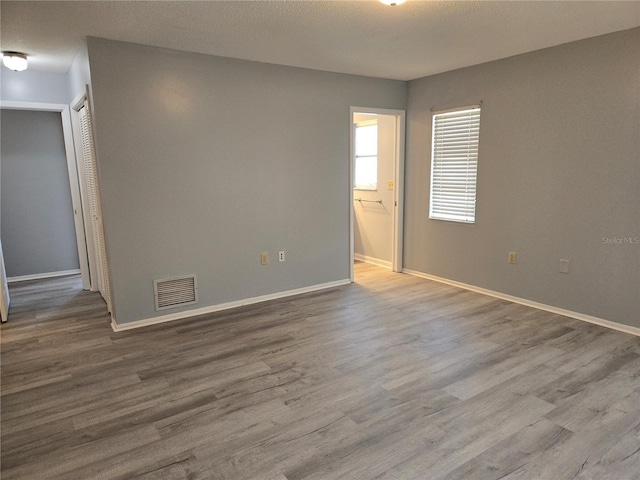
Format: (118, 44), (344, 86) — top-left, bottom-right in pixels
(154, 275), (198, 311)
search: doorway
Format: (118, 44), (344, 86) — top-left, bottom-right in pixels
(0, 95), (112, 322)
(349, 107), (405, 282)
(0, 101), (91, 324)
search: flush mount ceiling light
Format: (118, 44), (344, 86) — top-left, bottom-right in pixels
(2, 52), (28, 71)
(379, 0), (407, 5)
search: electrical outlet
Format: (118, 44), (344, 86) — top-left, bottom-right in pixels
(559, 259), (570, 274)
(508, 252), (517, 264)
(278, 250), (285, 262)
(261, 252), (269, 265)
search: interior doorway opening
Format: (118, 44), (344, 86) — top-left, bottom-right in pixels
(1, 92), (112, 322)
(0, 101), (91, 322)
(349, 107), (405, 283)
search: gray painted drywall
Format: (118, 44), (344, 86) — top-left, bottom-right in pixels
(68, 44), (92, 101)
(354, 113), (396, 264)
(0, 44), (90, 105)
(85, 38), (406, 324)
(1, 69), (71, 104)
(404, 28), (640, 328)
(1, 109), (80, 277)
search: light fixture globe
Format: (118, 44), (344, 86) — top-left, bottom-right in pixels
(379, 0), (407, 5)
(2, 52), (28, 72)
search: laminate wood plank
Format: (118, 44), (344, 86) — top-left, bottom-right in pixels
(1, 372), (142, 420)
(498, 388), (640, 479)
(542, 355), (640, 432)
(544, 330), (640, 372)
(573, 413), (640, 480)
(534, 347), (640, 405)
(192, 408), (353, 480)
(417, 395), (556, 480)
(439, 418), (574, 480)
(1, 376), (169, 436)
(442, 343), (565, 400)
(283, 410), (446, 480)
(0, 372), (73, 396)
(2, 264), (639, 479)
(0, 417), (76, 468)
(126, 452), (200, 480)
(51, 441), (197, 480)
(1, 425), (160, 480)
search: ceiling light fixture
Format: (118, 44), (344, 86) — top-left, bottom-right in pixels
(379, 0), (407, 5)
(2, 52), (28, 72)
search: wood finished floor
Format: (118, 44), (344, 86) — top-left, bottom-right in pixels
(2, 263), (640, 480)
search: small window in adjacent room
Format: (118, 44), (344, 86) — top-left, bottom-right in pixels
(429, 106), (481, 223)
(354, 120), (378, 190)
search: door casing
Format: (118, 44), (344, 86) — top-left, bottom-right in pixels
(70, 90), (112, 313)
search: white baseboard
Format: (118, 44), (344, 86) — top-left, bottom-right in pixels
(7, 269), (81, 283)
(402, 268), (640, 338)
(112, 278), (352, 332)
(354, 254), (392, 269)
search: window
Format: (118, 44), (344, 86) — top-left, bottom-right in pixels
(354, 120), (378, 190)
(429, 106), (481, 223)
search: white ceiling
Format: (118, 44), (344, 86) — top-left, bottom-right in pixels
(1, 0), (639, 81)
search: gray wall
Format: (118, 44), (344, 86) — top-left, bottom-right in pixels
(86, 38), (407, 324)
(68, 44), (92, 102)
(1, 69), (71, 104)
(0, 48), (88, 104)
(1, 109), (80, 277)
(404, 28), (640, 328)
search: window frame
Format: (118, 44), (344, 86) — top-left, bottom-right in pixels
(429, 105), (481, 224)
(353, 119), (378, 191)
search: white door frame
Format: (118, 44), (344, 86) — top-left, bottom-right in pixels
(69, 92), (99, 294)
(0, 239), (9, 322)
(0, 100), (91, 290)
(69, 90), (112, 313)
(349, 106), (406, 282)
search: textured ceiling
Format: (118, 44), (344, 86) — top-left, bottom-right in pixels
(1, 1), (639, 81)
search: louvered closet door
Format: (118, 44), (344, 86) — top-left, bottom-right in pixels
(79, 105), (112, 313)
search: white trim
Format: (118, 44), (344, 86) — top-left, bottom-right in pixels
(354, 254), (392, 269)
(7, 269), (82, 283)
(71, 91), (87, 111)
(431, 104), (481, 115)
(349, 112), (356, 283)
(392, 112), (406, 274)
(349, 106), (406, 280)
(0, 240), (9, 322)
(111, 278), (351, 332)
(0, 101), (67, 112)
(71, 89), (114, 312)
(402, 268), (640, 338)
(61, 105), (91, 290)
(351, 107), (407, 117)
(70, 95), (99, 293)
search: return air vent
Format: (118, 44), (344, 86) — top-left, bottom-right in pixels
(154, 275), (198, 311)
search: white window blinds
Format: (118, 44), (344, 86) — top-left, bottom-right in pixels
(429, 106), (481, 223)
